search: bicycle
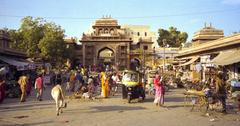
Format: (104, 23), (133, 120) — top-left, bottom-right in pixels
(184, 90), (209, 113)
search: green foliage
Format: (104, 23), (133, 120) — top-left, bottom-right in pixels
(19, 16), (45, 57)
(8, 16), (70, 66)
(7, 29), (23, 50)
(167, 64), (173, 71)
(157, 27), (188, 47)
(64, 43), (76, 62)
(38, 22), (65, 61)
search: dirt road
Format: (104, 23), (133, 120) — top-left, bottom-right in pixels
(0, 87), (240, 126)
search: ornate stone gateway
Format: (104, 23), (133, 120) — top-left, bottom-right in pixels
(80, 16), (132, 69)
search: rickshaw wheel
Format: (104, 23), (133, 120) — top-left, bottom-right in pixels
(128, 96), (131, 103)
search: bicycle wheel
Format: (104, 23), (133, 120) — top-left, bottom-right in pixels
(196, 96), (208, 113)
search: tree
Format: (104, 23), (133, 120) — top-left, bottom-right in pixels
(7, 29), (23, 50)
(157, 27), (188, 47)
(38, 22), (66, 65)
(19, 16), (45, 57)
(8, 16), (70, 67)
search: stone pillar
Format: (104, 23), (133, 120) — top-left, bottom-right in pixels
(82, 43), (86, 67)
(114, 46), (117, 67)
(93, 45), (97, 65)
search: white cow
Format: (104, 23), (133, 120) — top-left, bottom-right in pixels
(51, 84), (67, 116)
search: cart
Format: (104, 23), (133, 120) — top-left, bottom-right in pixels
(184, 89), (209, 112)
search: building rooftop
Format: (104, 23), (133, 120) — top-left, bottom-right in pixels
(122, 25), (150, 30)
(177, 33), (240, 58)
(0, 29), (10, 40)
(64, 37), (76, 44)
(192, 23), (224, 41)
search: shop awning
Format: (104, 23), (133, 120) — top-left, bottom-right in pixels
(178, 56), (199, 66)
(0, 56), (29, 71)
(211, 49), (240, 65)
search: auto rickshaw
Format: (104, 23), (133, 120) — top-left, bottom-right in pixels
(121, 70), (145, 103)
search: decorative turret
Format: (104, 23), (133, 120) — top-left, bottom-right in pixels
(91, 16), (121, 37)
(192, 23), (224, 46)
(93, 16), (120, 28)
(81, 17), (129, 41)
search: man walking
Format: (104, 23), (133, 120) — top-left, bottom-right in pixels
(35, 74), (44, 101)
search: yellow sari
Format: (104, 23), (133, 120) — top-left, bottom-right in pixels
(101, 72), (109, 98)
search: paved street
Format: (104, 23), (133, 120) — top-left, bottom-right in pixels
(0, 86), (240, 126)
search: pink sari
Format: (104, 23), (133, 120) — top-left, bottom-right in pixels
(153, 76), (164, 105)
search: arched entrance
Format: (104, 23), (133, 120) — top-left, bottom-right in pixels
(130, 58), (141, 71)
(98, 47), (115, 67)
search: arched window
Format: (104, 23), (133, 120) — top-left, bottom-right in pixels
(110, 29), (114, 35)
(105, 29), (108, 33)
(99, 29), (103, 34)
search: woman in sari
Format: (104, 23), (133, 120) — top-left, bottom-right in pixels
(153, 74), (165, 107)
(100, 71), (109, 98)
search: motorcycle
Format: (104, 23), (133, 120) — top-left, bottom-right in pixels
(121, 70), (145, 103)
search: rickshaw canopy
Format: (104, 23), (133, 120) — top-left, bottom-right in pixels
(122, 70), (140, 87)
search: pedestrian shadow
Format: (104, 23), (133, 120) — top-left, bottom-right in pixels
(144, 96), (184, 103)
(165, 96), (184, 103)
(165, 104), (185, 109)
(143, 97), (154, 103)
(87, 105), (146, 113)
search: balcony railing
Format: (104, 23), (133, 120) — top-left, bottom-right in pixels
(81, 34), (132, 41)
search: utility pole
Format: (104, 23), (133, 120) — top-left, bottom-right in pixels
(153, 46), (156, 66)
(163, 39), (166, 73)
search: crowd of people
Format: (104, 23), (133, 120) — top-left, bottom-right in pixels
(0, 64), (238, 114)
(0, 64), (122, 103)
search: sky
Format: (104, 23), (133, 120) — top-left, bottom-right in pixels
(0, 0), (240, 41)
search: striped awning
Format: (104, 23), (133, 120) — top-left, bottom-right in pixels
(178, 56), (199, 66)
(211, 49), (240, 66)
(0, 56), (29, 71)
